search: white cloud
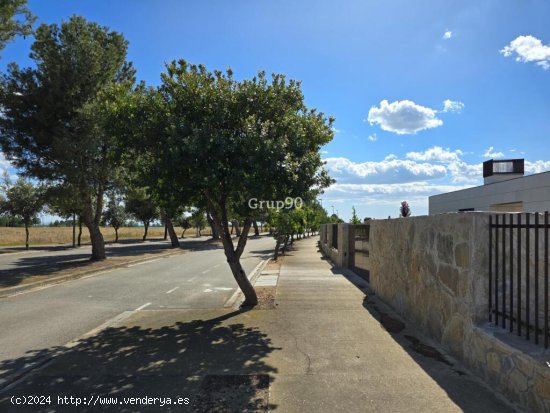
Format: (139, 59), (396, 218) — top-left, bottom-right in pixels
(501, 35), (550, 70)
(525, 160), (550, 174)
(406, 146), (464, 163)
(367, 100), (443, 135)
(443, 30), (452, 40)
(323, 156), (447, 184)
(368, 133), (378, 142)
(322, 151), (550, 212)
(442, 99), (464, 113)
(483, 146), (504, 158)
(446, 161), (483, 183)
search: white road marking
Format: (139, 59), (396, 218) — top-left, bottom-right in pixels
(188, 276), (197, 282)
(215, 287), (233, 291)
(134, 302), (151, 311)
(202, 269), (211, 274)
(166, 286), (179, 294)
(127, 258), (162, 267)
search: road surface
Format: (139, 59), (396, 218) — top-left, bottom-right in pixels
(0, 235), (275, 386)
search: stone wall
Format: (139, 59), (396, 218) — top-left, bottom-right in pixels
(367, 213), (550, 413)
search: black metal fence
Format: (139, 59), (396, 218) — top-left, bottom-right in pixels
(489, 213), (549, 348)
(331, 224), (338, 249)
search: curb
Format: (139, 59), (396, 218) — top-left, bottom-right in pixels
(0, 250), (184, 299)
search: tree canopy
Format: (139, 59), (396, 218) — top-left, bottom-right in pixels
(127, 61), (334, 305)
(0, 0), (35, 54)
(0, 15), (135, 259)
(0, 176), (45, 249)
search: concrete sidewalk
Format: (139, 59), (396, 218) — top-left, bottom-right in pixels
(0, 237), (517, 412)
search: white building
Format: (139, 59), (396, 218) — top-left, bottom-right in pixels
(429, 159), (550, 214)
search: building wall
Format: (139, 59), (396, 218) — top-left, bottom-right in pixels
(429, 171), (550, 214)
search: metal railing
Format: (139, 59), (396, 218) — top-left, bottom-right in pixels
(489, 213), (549, 348)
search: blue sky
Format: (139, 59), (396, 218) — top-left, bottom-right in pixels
(1, 0), (550, 220)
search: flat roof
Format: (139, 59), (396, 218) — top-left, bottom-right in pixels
(429, 169), (550, 199)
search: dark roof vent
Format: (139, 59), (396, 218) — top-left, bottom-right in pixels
(483, 159), (524, 184)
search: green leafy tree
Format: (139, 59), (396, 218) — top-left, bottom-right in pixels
(0, 16), (135, 260)
(330, 213), (344, 223)
(102, 193), (126, 242)
(0, 176), (45, 249)
(350, 206), (361, 224)
(45, 183), (85, 247)
(0, 0), (35, 54)
(125, 187), (158, 241)
(400, 201), (411, 217)
(126, 61), (333, 306)
(176, 215), (192, 238)
(190, 209), (206, 237)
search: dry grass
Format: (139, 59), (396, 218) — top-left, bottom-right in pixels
(0, 226), (214, 247)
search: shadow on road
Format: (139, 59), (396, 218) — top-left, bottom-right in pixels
(0, 237), (231, 288)
(0, 309), (279, 412)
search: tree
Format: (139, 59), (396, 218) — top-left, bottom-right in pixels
(125, 187), (158, 241)
(190, 209), (206, 237)
(0, 16), (135, 260)
(45, 183), (85, 247)
(400, 201), (411, 217)
(135, 61), (334, 306)
(102, 193), (126, 242)
(0, 0), (35, 54)
(176, 215), (192, 238)
(0, 176), (45, 249)
(350, 206), (361, 224)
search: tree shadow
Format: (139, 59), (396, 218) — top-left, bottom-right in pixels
(0, 309), (279, 412)
(0, 238), (228, 289)
(314, 241), (516, 413)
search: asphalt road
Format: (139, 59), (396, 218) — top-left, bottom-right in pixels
(0, 235), (275, 386)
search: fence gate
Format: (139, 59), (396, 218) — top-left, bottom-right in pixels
(489, 212), (549, 348)
(351, 224), (370, 281)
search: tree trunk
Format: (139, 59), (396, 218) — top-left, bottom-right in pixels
(227, 254), (257, 306)
(165, 217), (180, 247)
(232, 220), (241, 237)
(25, 224), (29, 250)
(143, 222), (149, 241)
(114, 227), (119, 243)
(181, 228), (187, 238)
(77, 218), (83, 247)
(274, 235), (284, 260)
(82, 201), (106, 260)
(207, 213), (220, 240)
(253, 220), (259, 236)
(163, 223), (168, 240)
(282, 235), (289, 254)
(206, 198), (257, 306)
(72, 213), (76, 248)
(84, 221), (106, 260)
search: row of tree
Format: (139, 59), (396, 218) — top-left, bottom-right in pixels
(0, 10), (335, 305)
(0, 174), (239, 247)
